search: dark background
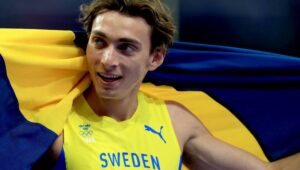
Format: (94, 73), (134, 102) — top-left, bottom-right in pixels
(179, 0), (300, 57)
(0, 0), (299, 56)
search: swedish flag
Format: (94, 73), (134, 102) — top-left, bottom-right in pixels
(1, 29), (300, 169)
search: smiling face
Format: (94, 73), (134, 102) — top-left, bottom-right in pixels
(86, 11), (165, 100)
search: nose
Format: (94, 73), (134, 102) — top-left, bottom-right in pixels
(100, 46), (119, 70)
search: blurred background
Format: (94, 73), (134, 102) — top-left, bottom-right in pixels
(0, 0), (299, 56)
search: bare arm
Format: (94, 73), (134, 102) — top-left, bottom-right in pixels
(270, 152), (300, 170)
(183, 129), (269, 170)
(168, 102), (269, 170)
(168, 102), (300, 170)
(50, 133), (64, 160)
(32, 133), (63, 169)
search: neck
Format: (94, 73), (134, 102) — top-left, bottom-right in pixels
(83, 85), (138, 121)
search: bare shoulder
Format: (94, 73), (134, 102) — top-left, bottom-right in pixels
(166, 101), (210, 150)
(167, 101), (271, 169)
(51, 133), (64, 160)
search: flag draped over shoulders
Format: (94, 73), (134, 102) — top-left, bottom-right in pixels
(0, 29), (90, 134)
(0, 29), (90, 169)
(1, 28), (300, 169)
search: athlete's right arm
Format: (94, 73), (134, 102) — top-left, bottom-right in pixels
(51, 133), (64, 160)
(32, 133), (63, 169)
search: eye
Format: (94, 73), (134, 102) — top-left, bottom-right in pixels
(92, 37), (107, 49)
(117, 43), (138, 56)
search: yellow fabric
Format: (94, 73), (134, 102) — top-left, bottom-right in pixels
(0, 29), (268, 169)
(0, 29), (90, 133)
(64, 92), (181, 169)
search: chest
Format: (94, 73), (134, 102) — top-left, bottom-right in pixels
(64, 120), (181, 170)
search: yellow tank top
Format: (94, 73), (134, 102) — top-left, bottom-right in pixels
(63, 92), (182, 170)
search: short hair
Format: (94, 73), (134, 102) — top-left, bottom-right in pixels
(79, 0), (176, 52)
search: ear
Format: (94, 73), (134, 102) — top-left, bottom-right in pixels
(148, 47), (166, 71)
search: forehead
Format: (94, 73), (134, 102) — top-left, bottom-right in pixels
(91, 11), (151, 43)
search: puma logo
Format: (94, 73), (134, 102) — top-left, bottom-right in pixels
(144, 125), (166, 144)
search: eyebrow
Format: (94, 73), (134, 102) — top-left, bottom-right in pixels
(119, 38), (142, 47)
(91, 30), (142, 47)
(91, 30), (107, 38)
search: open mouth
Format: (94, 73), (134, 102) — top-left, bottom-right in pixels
(97, 73), (123, 82)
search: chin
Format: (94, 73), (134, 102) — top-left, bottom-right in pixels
(94, 82), (140, 100)
(97, 90), (125, 100)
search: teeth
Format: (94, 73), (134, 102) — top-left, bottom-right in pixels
(103, 75), (119, 79)
(98, 73), (122, 80)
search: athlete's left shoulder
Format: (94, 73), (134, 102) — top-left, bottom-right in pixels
(166, 101), (201, 123)
(166, 101), (210, 150)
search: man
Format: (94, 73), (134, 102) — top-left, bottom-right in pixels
(49, 0), (300, 169)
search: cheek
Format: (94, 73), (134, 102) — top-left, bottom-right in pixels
(128, 60), (149, 78)
(86, 45), (101, 64)
(86, 43), (94, 59)
(86, 48), (97, 73)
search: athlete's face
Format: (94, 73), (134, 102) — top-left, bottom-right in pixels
(86, 11), (165, 99)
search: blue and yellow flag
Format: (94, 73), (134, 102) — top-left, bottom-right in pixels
(1, 29), (300, 169)
(0, 29), (90, 169)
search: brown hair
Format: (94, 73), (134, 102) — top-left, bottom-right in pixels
(79, 0), (176, 52)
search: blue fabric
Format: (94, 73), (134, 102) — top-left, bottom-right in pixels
(0, 55), (57, 169)
(145, 42), (300, 161)
(53, 149), (66, 170)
